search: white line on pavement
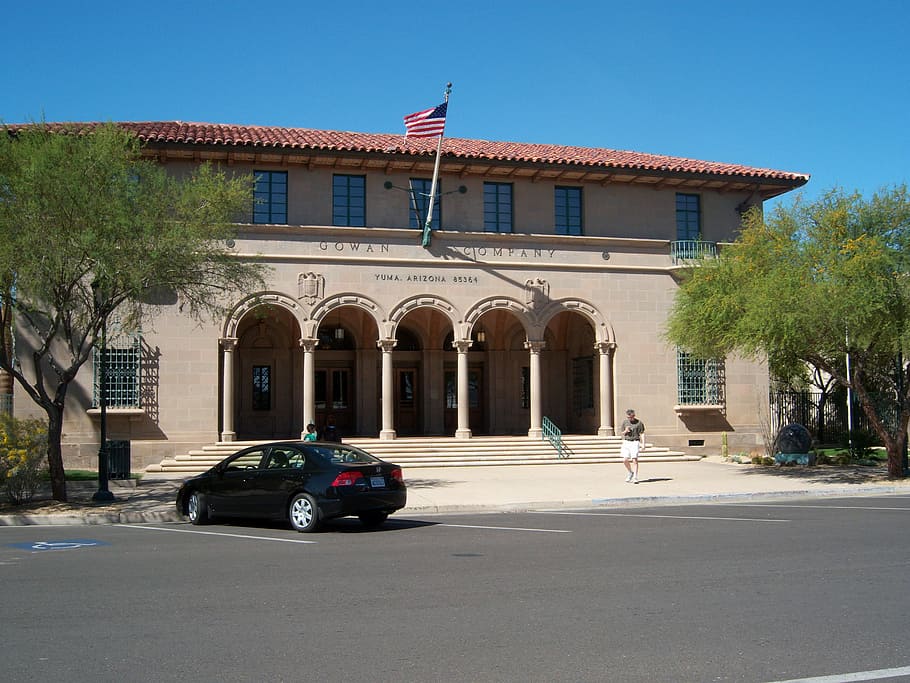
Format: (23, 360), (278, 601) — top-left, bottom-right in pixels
(538, 511), (790, 523)
(721, 504), (910, 512)
(765, 664), (910, 682)
(441, 523), (572, 533)
(118, 524), (318, 543)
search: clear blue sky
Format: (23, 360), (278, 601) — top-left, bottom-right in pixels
(3, 0), (907, 211)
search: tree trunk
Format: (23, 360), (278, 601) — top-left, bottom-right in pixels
(886, 442), (905, 479)
(46, 406), (68, 502)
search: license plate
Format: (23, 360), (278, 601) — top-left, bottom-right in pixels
(370, 476), (386, 488)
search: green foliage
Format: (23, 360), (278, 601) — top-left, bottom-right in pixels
(666, 186), (910, 477)
(0, 122), (270, 501)
(0, 413), (48, 505)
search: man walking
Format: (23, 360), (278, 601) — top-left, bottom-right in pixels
(620, 409), (645, 483)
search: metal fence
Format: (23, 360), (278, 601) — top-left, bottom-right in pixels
(769, 389), (891, 445)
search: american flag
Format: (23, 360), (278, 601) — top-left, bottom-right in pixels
(403, 102), (447, 138)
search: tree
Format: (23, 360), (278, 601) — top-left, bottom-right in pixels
(666, 186), (910, 478)
(0, 123), (269, 501)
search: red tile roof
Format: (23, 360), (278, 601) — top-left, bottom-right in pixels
(8, 121), (810, 185)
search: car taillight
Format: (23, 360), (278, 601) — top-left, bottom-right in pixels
(390, 468), (403, 483)
(331, 471), (365, 487)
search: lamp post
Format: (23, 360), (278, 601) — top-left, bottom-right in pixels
(92, 282), (114, 503)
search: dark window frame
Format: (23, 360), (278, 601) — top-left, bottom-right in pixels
(252, 365), (272, 411)
(253, 170), (288, 225)
(408, 178), (442, 230)
(676, 193), (701, 241)
(484, 182), (513, 233)
(333, 174), (366, 227)
(555, 186), (583, 235)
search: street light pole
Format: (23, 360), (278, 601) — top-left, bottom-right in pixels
(92, 283), (114, 503)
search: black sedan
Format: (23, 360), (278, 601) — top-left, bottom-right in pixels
(175, 441), (406, 532)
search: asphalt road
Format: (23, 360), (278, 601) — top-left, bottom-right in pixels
(3, 494), (910, 683)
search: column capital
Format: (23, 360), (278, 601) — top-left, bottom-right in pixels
(524, 339), (546, 353)
(594, 341), (617, 355)
(219, 337), (239, 351)
(377, 338), (398, 353)
(298, 337), (319, 353)
(452, 339), (473, 353)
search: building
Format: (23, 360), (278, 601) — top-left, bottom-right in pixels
(10, 121), (808, 470)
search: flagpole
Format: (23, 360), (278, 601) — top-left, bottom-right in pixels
(422, 82), (451, 248)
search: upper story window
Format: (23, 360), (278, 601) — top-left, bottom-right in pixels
(555, 186), (583, 235)
(484, 182), (513, 233)
(253, 171), (287, 224)
(408, 178), (441, 229)
(333, 174), (366, 227)
(676, 193), (701, 240)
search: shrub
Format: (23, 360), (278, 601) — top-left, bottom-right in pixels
(0, 414), (49, 505)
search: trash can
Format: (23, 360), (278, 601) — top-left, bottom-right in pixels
(107, 440), (131, 480)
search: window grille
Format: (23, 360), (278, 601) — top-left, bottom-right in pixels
(93, 335), (142, 408)
(676, 349), (724, 405)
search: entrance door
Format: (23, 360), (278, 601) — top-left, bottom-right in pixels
(443, 366), (485, 435)
(395, 368), (419, 435)
(314, 367), (353, 437)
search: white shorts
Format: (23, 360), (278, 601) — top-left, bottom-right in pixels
(620, 440), (641, 460)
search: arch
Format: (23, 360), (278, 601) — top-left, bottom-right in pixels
(309, 293), (386, 340)
(537, 298), (615, 344)
(463, 296), (535, 340)
(387, 294), (460, 339)
(222, 291), (305, 339)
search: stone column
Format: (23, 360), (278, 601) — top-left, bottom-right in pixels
(299, 338), (318, 439)
(378, 338), (397, 440)
(525, 340), (545, 438)
(595, 341), (617, 436)
(219, 338), (238, 442)
(454, 339), (473, 439)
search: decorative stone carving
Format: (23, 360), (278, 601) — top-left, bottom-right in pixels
(298, 272), (324, 305)
(525, 278), (549, 309)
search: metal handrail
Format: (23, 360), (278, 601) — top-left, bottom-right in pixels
(541, 416), (568, 458)
(670, 240), (717, 264)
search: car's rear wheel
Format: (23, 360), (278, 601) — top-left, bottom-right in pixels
(187, 491), (209, 525)
(358, 510), (389, 529)
(289, 493), (320, 532)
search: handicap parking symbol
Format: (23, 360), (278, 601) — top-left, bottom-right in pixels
(7, 539), (111, 552)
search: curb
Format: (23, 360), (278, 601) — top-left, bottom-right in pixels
(1, 484), (905, 526)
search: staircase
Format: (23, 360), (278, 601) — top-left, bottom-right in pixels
(146, 435), (698, 476)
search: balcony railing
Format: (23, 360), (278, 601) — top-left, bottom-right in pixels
(671, 240), (717, 264)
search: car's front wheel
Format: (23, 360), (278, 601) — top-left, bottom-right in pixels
(289, 493), (320, 532)
(358, 510), (389, 529)
(187, 491), (209, 525)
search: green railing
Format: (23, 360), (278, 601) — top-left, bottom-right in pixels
(542, 416), (568, 458)
(0, 392), (11, 414)
(670, 240), (717, 264)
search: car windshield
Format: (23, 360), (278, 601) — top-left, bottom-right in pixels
(307, 444), (379, 465)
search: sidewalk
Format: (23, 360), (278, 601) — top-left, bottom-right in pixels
(1, 457), (907, 526)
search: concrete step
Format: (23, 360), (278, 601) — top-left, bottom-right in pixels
(146, 435), (696, 475)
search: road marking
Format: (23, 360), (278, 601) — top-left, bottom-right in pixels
(539, 511), (790, 523)
(7, 539), (111, 552)
(441, 523), (572, 534)
(721, 503), (910, 512)
(120, 524), (318, 544)
(765, 664), (910, 682)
